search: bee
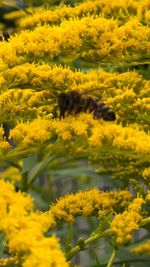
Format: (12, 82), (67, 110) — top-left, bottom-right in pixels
(0, 32), (10, 42)
(54, 90), (116, 121)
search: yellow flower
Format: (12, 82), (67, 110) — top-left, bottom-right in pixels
(0, 179), (68, 267)
(131, 240), (150, 255)
(23, 236), (68, 267)
(142, 168), (150, 181)
(0, 140), (11, 154)
(49, 188), (131, 223)
(0, 127), (4, 141)
(111, 197), (144, 245)
(18, 0), (150, 30)
(1, 163), (22, 182)
(1, 15), (149, 66)
(0, 256), (19, 266)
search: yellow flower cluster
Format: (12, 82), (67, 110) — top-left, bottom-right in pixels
(111, 197), (144, 245)
(89, 121), (150, 153)
(0, 126), (10, 154)
(0, 76), (5, 85)
(1, 162), (22, 182)
(142, 168), (150, 181)
(0, 1), (149, 265)
(146, 191), (150, 202)
(9, 118), (51, 145)
(0, 178), (68, 267)
(17, 0), (150, 29)
(0, 88), (51, 123)
(49, 188), (131, 223)
(0, 256), (20, 267)
(131, 240), (150, 255)
(0, 126), (4, 139)
(2, 63), (149, 93)
(0, 17), (149, 66)
(132, 97), (150, 122)
(0, 178), (34, 232)
(22, 235), (68, 267)
(1, 63), (150, 127)
(0, 140), (11, 154)
(7, 115), (150, 156)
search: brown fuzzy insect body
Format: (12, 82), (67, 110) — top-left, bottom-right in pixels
(55, 91), (116, 121)
(0, 32), (10, 42)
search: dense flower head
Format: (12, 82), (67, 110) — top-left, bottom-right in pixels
(0, 126), (4, 140)
(2, 63), (148, 92)
(9, 118), (51, 145)
(8, 115), (150, 158)
(0, 0), (150, 265)
(0, 256), (20, 267)
(0, 89), (50, 124)
(0, 140), (10, 154)
(142, 168), (150, 181)
(0, 63), (149, 128)
(1, 160), (22, 184)
(0, 178), (34, 233)
(22, 235), (69, 267)
(111, 197), (144, 245)
(49, 188), (132, 223)
(0, 178), (68, 267)
(145, 190), (150, 202)
(0, 16), (149, 67)
(15, 0), (150, 30)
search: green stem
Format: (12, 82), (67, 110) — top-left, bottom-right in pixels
(106, 247), (118, 267)
(2, 147), (37, 161)
(21, 172), (28, 192)
(140, 216), (150, 226)
(66, 229), (111, 261)
(27, 154), (56, 189)
(65, 216), (150, 262)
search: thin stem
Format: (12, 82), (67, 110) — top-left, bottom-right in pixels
(21, 172), (28, 192)
(106, 247), (118, 267)
(140, 216), (150, 226)
(66, 229), (111, 261)
(66, 216), (150, 261)
(27, 154), (56, 189)
(2, 147), (37, 161)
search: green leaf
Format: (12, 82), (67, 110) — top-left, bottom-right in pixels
(92, 250), (102, 267)
(22, 154), (37, 173)
(116, 247), (150, 267)
(28, 153), (55, 186)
